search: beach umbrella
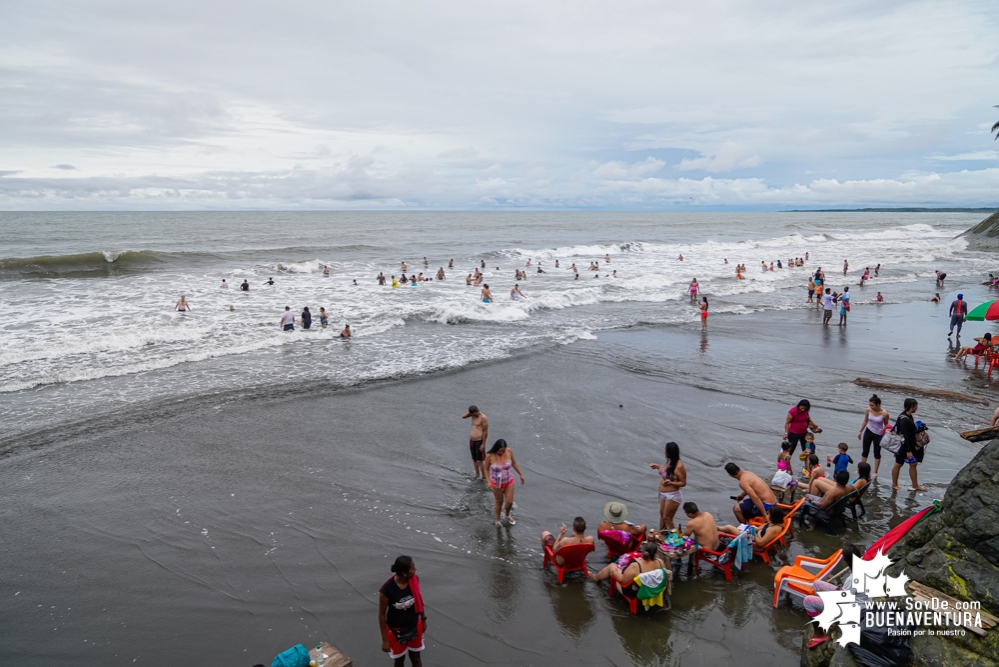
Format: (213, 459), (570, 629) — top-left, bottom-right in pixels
(965, 299), (999, 321)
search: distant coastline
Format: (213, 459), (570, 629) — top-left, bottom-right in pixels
(783, 207), (998, 213)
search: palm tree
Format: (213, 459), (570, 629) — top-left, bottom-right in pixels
(993, 105), (999, 140)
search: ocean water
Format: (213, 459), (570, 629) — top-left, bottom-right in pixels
(2, 211), (997, 667)
(0, 211), (989, 449)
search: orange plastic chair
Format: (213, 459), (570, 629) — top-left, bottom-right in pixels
(598, 530), (640, 560)
(748, 498), (804, 547)
(973, 347), (992, 366)
(772, 549), (843, 607)
(751, 522), (790, 564)
(543, 542), (595, 583)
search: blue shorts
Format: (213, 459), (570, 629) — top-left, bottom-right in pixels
(739, 498), (773, 518)
(283, 324), (294, 331)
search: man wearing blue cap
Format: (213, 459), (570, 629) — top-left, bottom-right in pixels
(948, 293), (968, 337)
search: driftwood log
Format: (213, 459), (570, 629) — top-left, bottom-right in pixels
(959, 426), (999, 442)
(853, 378), (989, 405)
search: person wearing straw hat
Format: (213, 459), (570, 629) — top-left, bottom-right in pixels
(596, 501), (647, 541)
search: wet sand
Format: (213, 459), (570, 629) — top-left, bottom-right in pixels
(2, 285), (995, 666)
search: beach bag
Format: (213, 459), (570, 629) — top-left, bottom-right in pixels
(772, 470), (793, 489)
(880, 427), (903, 455)
(915, 423), (930, 449)
(271, 644), (310, 667)
(844, 299), (851, 312)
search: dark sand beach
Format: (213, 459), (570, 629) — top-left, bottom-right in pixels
(2, 289), (993, 666)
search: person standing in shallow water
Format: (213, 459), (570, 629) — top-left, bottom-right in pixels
(858, 394), (889, 478)
(650, 442), (686, 530)
(784, 399), (821, 453)
(699, 296), (708, 329)
(485, 439), (525, 525)
(838, 286), (850, 326)
(379, 555), (426, 666)
(891, 398), (926, 492)
(462, 406), (488, 479)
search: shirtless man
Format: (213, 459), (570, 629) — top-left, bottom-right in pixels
(597, 501), (648, 540)
(725, 462), (776, 522)
(436, 267), (445, 280)
(377, 272), (386, 285)
(401, 261), (408, 272)
(462, 406), (489, 479)
(803, 470), (851, 513)
(340, 324), (351, 338)
(174, 295), (191, 312)
(680, 502), (720, 551)
(541, 517), (594, 565)
(480, 284), (492, 303)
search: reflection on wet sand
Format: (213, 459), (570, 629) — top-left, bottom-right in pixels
(543, 578), (596, 639)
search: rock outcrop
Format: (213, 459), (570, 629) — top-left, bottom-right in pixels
(961, 210), (999, 251)
(886, 437), (999, 665)
(800, 438), (999, 666)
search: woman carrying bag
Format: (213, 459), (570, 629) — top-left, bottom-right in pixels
(889, 398), (928, 492)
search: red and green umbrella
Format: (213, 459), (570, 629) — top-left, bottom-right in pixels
(965, 299), (999, 321)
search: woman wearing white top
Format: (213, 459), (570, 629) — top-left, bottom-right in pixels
(858, 394), (889, 478)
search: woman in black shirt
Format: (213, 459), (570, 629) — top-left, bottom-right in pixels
(378, 555), (426, 666)
(891, 398), (926, 491)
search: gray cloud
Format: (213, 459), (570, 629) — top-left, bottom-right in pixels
(1, 1), (998, 209)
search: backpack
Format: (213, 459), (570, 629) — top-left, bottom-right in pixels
(915, 423), (930, 449)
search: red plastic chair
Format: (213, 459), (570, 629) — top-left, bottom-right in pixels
(598, 530), (640, 560)
(988, 353), (999, 379)
(973, 347), (992, 366)
(543, 542), (595, 583)
(694, 533), (741, 580)
(608, 577), (640, 614)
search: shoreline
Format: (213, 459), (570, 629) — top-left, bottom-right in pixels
(2, 282), (995, 665)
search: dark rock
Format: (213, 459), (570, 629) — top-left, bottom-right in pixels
(962, 210), (999, 251)
(885, 438), (999, 665)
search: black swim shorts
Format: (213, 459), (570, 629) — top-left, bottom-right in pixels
(470, 439), (484, 462)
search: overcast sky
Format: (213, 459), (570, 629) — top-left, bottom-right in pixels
(1, 0), (998, 210)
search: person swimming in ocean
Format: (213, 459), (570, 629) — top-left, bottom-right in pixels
(175, 295), (191, 312)
(240, 279), (249, 291)
(510, 284), (524, 300)
(377, 272), (386, 285)
(481, 284), (492, 303)
(391, 275), (399, 288)
(340, 324), (351, 338)
(319, 307), (329, 328)
(263, 277), (274, 285)
(220, 279), (228, 289)
(323, 265), (329, 277)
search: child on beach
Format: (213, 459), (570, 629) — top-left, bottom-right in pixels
(828, 443), (853, 475)
(805, 454), (826, 493)
(777, 441), (794, 474)
(798, 432), (817, 462)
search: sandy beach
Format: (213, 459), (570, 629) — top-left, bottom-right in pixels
(2, 286), (993, 666)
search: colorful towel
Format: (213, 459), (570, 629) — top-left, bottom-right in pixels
(634, 569), (669, 609)
(731, 526), (756, 571)
(599, 529), (634, 547)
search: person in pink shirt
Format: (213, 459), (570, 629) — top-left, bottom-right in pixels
(783, 399), (822, 454)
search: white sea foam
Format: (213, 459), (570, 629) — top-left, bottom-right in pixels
(0, 221), (990, 408)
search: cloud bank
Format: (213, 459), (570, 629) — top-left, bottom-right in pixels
(1, 0), (998, 209)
